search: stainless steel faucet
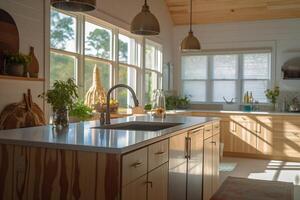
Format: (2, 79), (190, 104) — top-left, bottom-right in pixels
(105, 84), (139, 124)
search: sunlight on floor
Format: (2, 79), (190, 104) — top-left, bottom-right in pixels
(248, 160), (300, 185)
(220, 157), (300, 199)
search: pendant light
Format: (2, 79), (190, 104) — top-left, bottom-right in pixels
(181, 0), (201, 51)
(51, 0), (96, 12)
(131, 0), (160, 35)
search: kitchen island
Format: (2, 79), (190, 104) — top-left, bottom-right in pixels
(0, 115), (220, 200)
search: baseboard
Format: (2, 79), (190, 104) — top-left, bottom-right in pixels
(223, 152), (300, 162)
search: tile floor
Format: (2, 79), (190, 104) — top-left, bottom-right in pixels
(219, 157), (300, 199)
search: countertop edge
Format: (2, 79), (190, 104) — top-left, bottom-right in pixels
(0, 117), (220, 154)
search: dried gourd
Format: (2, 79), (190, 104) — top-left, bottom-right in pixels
(0, 89), (45, 130)
(84, 65), (106, 109)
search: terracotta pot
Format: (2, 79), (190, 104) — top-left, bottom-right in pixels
(5, 63), (24, 77)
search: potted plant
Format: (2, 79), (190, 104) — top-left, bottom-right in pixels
(4, 53), (31, 77)
(39, 78), (78, 129)
(166, 95), (190, 110)
(265, 86), (280, 111)
(69, 100), (93, 122)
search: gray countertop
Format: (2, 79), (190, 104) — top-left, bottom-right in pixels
(0, 115), (218, 154)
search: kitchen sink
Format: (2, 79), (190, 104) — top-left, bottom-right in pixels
(91, 121), (183, 131)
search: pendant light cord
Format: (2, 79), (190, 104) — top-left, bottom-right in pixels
(145, 0), (148, 6)
(189, 0), (192, 32)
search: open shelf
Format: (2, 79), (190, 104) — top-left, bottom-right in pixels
(0, 75), (45, 82)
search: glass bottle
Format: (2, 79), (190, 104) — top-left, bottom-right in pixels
(151, 89), (166, 118)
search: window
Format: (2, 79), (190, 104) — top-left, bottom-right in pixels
(117, 33), (140, 108)
(144, 40), (163, 104)
(212, 55), (238, 102)
(85, 21), (112, 59)
(181, 51), (272, 104)
(181, 56), (207, 102)
(242, 53), (271, 103)
(50, 9), (162, 108)
(50, 9), (77, 86)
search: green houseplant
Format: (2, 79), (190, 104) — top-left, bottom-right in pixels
(265, 86), (280, 111)
(70, 100), (93, 122)
(39, 78), (78, 128)
(4, 53), (31, 77)
(166, 95), (190, 110)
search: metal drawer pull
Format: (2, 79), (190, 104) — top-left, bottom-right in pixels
(145, 181), (153, 188)
(131, 162), (143, 168)
(185, 137), (191, 159)
(155, 151), (165, 155)
(205, 129), (211, 132)
(190, 128), (203, 134)
(214, 126), (219, 129)
(211, 141), (217, 145)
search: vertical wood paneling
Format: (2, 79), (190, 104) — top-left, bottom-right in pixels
(13, 145), (30, 200)
(0, 144), (13, 199)
(0, 144), (121, 200)
(72, 151), (97, 200)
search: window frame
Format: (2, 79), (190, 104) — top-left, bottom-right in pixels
(144, 39), (163, 104)
(50, 8), (161, 107)
(181, 48), (274, 104)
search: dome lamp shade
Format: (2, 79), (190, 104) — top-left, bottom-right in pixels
(131, 0), (160, 35)
(51, 0), (96, 12)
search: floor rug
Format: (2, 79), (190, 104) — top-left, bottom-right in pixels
(211, 176), (294, 200)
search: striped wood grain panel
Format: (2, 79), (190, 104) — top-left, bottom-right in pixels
(0, 144), (121, 200)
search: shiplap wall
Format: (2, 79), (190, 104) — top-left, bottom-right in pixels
(0, 0), (45, 112)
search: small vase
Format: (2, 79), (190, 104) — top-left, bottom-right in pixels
(27, 46), (39, 78)
(52, 107), (69, 130)
(272, 103), (279, 112)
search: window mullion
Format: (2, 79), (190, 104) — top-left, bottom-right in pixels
(238, 54), (244, 104)
(141, 37), (146, 105)
(113, 28), (119, 85)
(207, 55), (213, 103)
(77, 14), (85, 98)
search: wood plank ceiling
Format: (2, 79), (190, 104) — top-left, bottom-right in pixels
(165, 0), (300, 25)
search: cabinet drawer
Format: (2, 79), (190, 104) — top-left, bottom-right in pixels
(204, 124), (213, 139)
(122, 175), (147, 200)
(213, 122), (220, 135)
(148, 140), (169, 171)
(122, 147), (148, 186)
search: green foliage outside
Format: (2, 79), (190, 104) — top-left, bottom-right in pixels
(50, 52), (75, 86)
(39, 78), (78, 111)
(145, 70), (154, 104)
(50, 10), (74, 50)
(69, 100), (93, 121)
(86, 28), (110, 59)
